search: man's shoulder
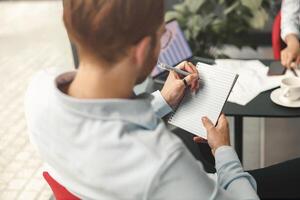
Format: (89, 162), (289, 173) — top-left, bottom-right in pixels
(24, 67), (71, 121)
(26, 67), (71, 100)
(28, 67), (70, 88)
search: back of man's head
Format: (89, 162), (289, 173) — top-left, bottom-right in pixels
(63, 0), (164, 64)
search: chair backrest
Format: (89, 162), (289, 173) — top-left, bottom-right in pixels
(272, 11), (282, 60)
(43, 171), (81, 200)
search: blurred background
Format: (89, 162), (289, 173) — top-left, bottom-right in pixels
(1, 0), (299, 199)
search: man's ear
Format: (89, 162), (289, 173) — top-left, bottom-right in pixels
(133, 36), (152, 70)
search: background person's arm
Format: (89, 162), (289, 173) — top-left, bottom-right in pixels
(281, 34), (300, 68)
(281, 0), (300, 68)
(281, 0), (300, 41)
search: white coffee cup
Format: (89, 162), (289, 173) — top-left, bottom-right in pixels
(280, 77), (300, 103)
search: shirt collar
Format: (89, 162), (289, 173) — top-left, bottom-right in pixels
(53, 71), (159, 130)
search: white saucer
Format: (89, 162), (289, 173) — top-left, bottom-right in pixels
(270, 88), (300, 108)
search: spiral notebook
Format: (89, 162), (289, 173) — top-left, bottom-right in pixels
(168, 62), (238, 139)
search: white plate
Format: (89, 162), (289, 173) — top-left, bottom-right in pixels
(270, 88), (300, 108)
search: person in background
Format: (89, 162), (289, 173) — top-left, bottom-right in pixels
(281, 0), (300, 68)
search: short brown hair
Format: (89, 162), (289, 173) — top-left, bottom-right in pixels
(63, 0), (164, 64)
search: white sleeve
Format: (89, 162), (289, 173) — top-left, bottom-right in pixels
(148, 146), (259, 200)
(281, 0), (300, 41)
(151, 90), (173, 118)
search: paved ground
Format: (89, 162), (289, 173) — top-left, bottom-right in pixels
(0, 1), (74, 199)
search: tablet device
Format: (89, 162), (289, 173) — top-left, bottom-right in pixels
(151, 20), (193, 78)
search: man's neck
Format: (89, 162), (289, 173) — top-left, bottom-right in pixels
(68, 59), (137, 99)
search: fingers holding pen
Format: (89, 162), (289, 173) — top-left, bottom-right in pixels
(187, 62), (200, 91)
(176, 61), (200, 91)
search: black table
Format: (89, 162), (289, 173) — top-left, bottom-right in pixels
(154, 59), (300, 163)
(223, 60), (300, 162)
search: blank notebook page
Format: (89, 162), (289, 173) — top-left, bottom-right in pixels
(168, 62), (238, 139)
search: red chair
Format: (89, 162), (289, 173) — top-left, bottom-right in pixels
(43, 172), (81, 200)
(272, 11), (282, 60)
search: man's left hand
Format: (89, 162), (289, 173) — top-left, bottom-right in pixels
(161, 61), (200, 108)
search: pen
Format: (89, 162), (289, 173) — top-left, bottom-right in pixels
(291, 62), (299, 77)
(283, 68), (287, 74)
(157, 62), (191, 77)
(291, 69), (299, 77)
(283, 67), (298, 77)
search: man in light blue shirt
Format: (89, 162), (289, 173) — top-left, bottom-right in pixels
(25, 0), (300, 199)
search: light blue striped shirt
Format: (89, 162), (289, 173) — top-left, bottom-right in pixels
(25, 68), (259, 200)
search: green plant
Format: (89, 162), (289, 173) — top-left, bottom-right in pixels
(165, 0), (270, 58)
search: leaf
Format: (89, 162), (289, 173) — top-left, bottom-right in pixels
(224, 1), (239, 15)
(184, 29), (191, 40)
(188, 15), (202, 30)
(165, 11), (183, 22)
(186, 15), (202, 39)
(241, 0), (262, 10)
(218, 0), (225, 4)
(211, 19), (224, 32)
(173, 3), (188, 13)
(188, 14), (215, 39)
(186, 0), (205, 13)
(248, 8), (269, 29)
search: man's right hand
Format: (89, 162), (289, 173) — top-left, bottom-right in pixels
(194, 114), (230, 156)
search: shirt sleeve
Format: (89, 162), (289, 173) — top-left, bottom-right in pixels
(151, 90), (173, 118)
(215, 146), (258, 197)
(281, 0), (300, 41)
(148, 146), (259, 200)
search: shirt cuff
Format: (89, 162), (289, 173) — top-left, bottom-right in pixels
(281, 28), (300, 41)
(215, 146), (242, 171)
(151, 91), (173, 118)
